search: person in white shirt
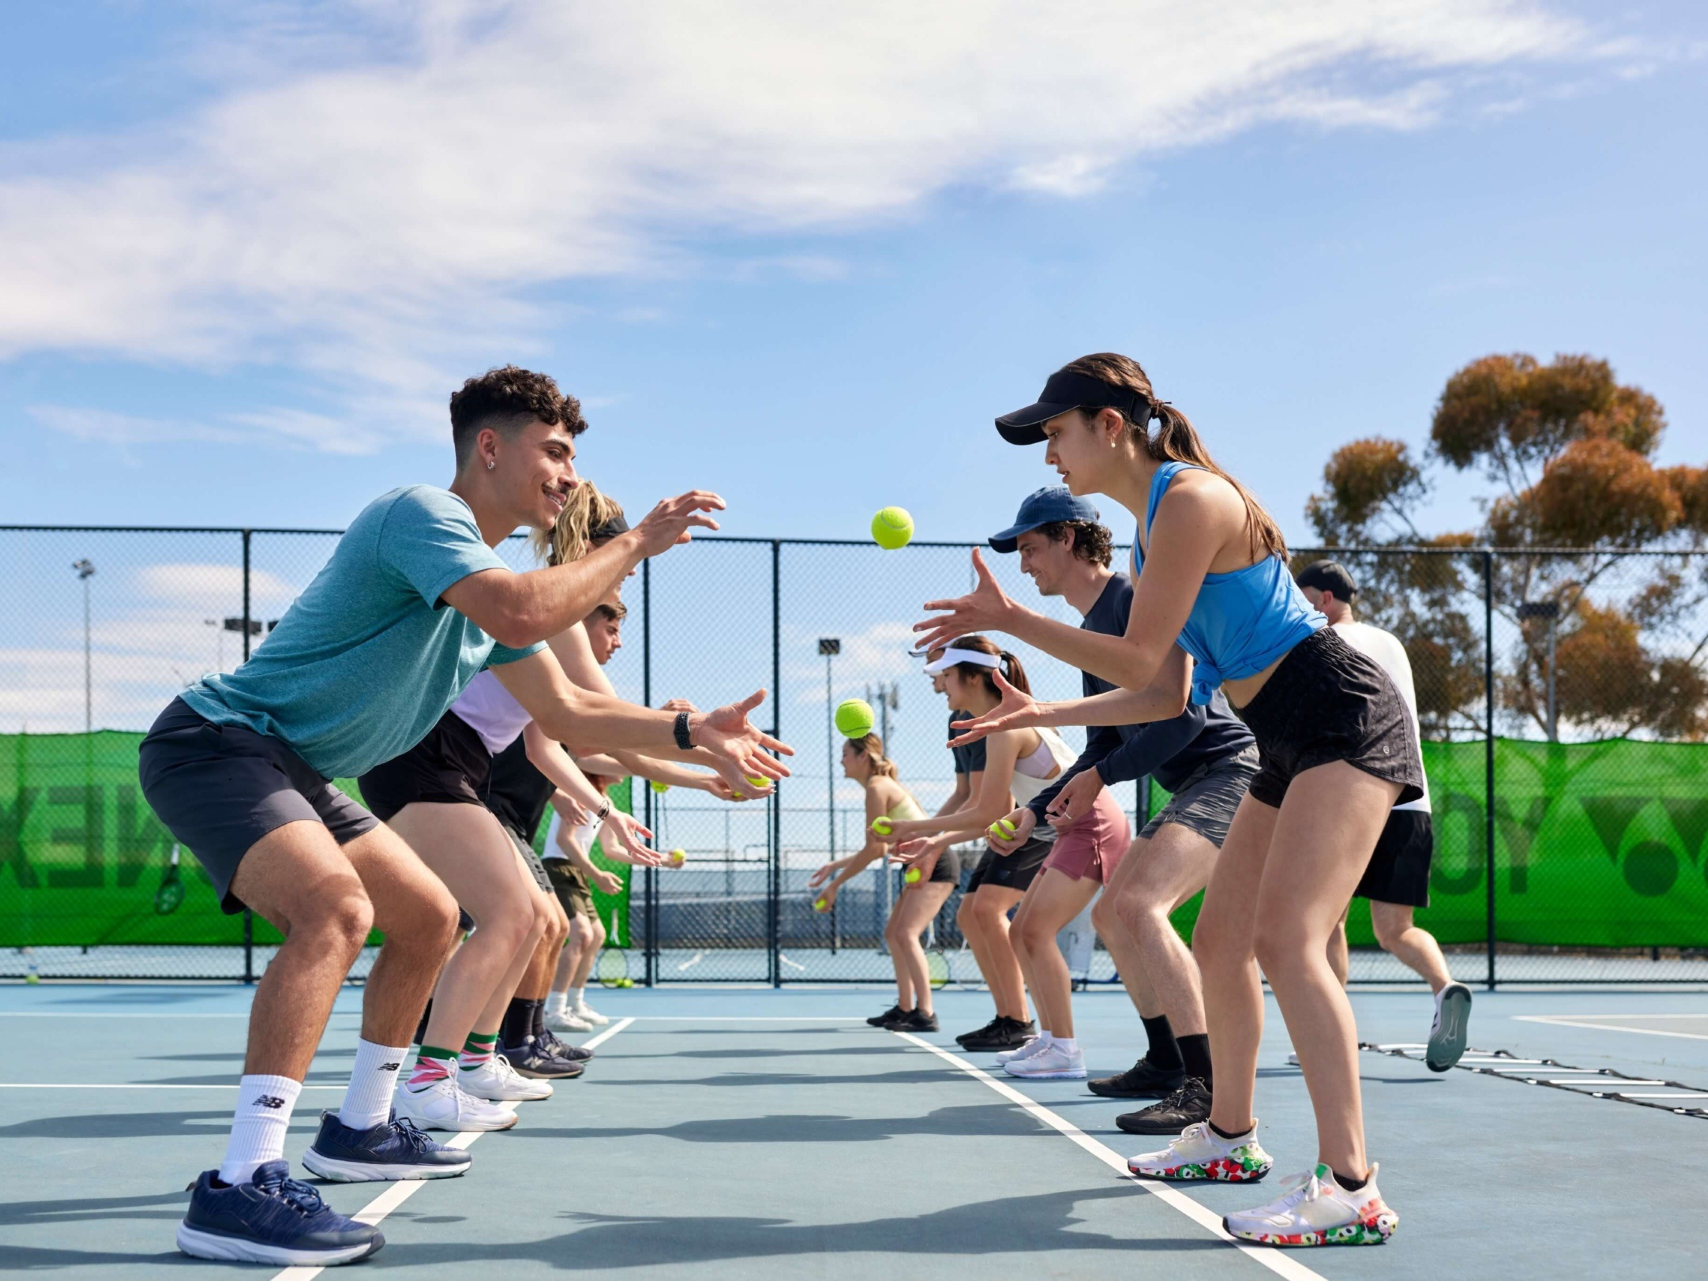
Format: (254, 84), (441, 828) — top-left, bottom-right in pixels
(1296, 561), (1472, 1072)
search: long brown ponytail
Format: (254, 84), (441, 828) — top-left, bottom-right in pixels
(1059, 352), (1287, 561)
(848, 733), (898, 778)
(948, 634), (1031, 699)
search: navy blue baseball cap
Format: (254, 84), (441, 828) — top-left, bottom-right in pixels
(988, 486), (1103, 553)
(995, 369), (1154, 445)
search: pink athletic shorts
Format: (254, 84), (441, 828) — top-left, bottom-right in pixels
(1041, 788), (1131, 884)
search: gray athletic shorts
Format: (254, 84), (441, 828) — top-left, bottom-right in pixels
(138, 697), (379, 914)
(504, 828), (556, 897)
(1139, 746), (1260, 850)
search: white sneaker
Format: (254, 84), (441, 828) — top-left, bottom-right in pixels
(547, 1008), (593, 1033)
(573, 1001), (610, 1027)
(1127, 1120), (1273, 1182)
(996, 1036), (1048, 1065)
(394, 1076), (518, 1132)
(458, 1055), (552, 1102)
(1003, 1042), (1086, 1080)
(1223, 1163), (1398, 1246)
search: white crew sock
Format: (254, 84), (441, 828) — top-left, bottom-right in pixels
(1034, 1032), (1054, 1046)
(219, 1074), (302, 1186)
(338, 1038), (410, 1132)
(569, 986), (586, 1008)
(1053, 1037), (1079, 1054)
(545, 991), (568, 1018)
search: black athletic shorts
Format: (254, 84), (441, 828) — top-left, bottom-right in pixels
(965, 835), (1052, 894)
(910, 844), (961, 886)
(357, 710), (490, 823)
(1237, 627), (1425, 810)
(1355, 809), (1433, 908)
(137, 697), (379, 913)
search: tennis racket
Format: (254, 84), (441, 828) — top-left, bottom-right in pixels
(154, 844), (185, 916)
(596, 947), (634, 988)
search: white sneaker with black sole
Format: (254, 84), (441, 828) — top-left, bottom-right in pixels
(1003, 1042), (1086, 1080)
(393, 1077), (518, 1132)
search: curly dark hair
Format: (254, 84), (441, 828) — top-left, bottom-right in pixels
(1032, 519), (1113, 567)
(449, 365), (586, 469)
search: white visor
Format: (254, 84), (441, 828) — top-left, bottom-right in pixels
(923, 647), (1002, 674)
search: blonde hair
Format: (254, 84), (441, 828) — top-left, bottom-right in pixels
(847, 732), (897, 779)
(1060, 352), (1287, 561)
(533, 480), (626, 566)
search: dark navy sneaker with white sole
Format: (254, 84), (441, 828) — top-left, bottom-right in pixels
(534, 1029), (594, 1063)
(177, 1160), (383, 1265)
(301, 1109), (472, 1183)
(500, 1038), (585, 1079)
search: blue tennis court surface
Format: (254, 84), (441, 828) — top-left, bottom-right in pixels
(4, 983), (1706, 1279)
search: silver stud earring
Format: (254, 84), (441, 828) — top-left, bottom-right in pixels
(487, 460), (495, 471)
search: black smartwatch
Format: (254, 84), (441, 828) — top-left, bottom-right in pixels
(673, 710), (693, 751)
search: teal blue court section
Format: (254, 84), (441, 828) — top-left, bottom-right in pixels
(3, 984), (1707, 1279)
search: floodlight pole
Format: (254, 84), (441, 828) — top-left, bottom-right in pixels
(818, 638), (841, 951)
(73, 560), (95, 733)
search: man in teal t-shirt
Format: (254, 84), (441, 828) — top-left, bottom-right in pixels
(141, 365), (790, 1265)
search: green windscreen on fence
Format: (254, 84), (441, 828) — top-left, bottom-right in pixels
(4, 732), (1707, 950)
(0, 732), (634, 948)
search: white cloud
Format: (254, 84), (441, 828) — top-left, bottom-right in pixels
(0, 1), (1616, 446)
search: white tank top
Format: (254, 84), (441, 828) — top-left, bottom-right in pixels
(1006, 727), (1076, 808)
(450, 669), (533, 756)
(541, 810), (602, 863)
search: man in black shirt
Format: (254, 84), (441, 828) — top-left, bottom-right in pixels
(985, 487), (1260, 1134)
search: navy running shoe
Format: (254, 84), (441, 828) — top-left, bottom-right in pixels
(301, 1109), (471, 1183)
(177, 1160), (383, 1265)
(499, 1038), (585, 1079)
(534, 1029), (593, 1062)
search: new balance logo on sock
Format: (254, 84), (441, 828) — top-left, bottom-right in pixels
(380, 1063), (401, 1072)
(252, 1095), (287, 1109)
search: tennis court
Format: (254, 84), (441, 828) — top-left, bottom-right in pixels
(5, 981), (1705, 1279)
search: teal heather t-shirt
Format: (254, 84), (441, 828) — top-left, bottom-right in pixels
(180, 486), (544, 779)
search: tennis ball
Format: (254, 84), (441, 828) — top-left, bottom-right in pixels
(834, 698), (874, 739)
(870, 815), (893, 837)
(746, 776), (769, 788)
(24, 973), (39, 985)
(649, 780), (670, 794)
(871, 506), (914, 550)
(903, 867), (922, 885)
(813, 897), (829, 912)
(669, 849), (686, 868)
(989, 817), (1016, 840)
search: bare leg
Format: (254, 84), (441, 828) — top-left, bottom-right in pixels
(955, 895), (997, 1017)
(1109, 824), (1219, 1036)
(465, 851), (551, 1037)
(1253, 762), (1401, 1178)
(519, 895), (570, 1000)
(1371, 902), (1453, 992)
(1091, 850), (1163, 1018)
(961, 885), (1029, 1022)
(570, 914), (606, 990)
(553, 916), (590, 994)
(886, 883), (954, 1016)
(1010, 869), (1100, 1038)
(1327, 906), (1350, 988)
(386, 803), (537, 1052)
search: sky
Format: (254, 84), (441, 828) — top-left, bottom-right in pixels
(1, 0), (1704, 549)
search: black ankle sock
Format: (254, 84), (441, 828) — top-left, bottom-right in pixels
(412, 999), (432, 1047)
(1177, 1033), (1213, 1088)
(1208, 1119), (1247, 1141)
(1333, 1169), (1369, 1192)
(1141, 1015), (1183, 1070)
(501, 998), (534, 1047)
(529, 999), (546, 1040)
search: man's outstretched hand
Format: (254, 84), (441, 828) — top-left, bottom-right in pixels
(692, 690), (793, 797)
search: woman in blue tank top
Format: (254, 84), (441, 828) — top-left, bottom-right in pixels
(915, 353), (1422, 1248)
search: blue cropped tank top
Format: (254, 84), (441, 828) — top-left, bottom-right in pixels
(1135, 462), (1325, 705)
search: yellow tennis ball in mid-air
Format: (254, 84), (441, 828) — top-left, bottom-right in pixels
(903, 867), (922, 885)
(871, 506), (914, 550)
(813, 897), (829, 913)
(649, 780), (670, 794)
(870, 815), (893, 837)
(835, 698), (874, 738)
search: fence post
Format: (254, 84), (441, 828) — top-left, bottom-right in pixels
(642, 556), (656, 988)
(1482, 548), (1496, 992)
(241, 530), (255, 986)
(771, 541), (783, 988)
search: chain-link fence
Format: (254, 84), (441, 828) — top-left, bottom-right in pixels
(3, 526), (1707, 985)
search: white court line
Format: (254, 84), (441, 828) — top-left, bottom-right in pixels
(0, 1083), (346, 1090)
(1513, 1015), (1708, 1043)
(890, 1031), (1325, 1281)
(271, 1016), (634, 1281)
(1617, 1093), (1708, 1100)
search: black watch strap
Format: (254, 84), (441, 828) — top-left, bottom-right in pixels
(673, 710), (693, 751)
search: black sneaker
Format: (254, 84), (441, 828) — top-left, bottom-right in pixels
(960, 1016), (1036, 1051)
(1115, 1077), (1213, 1135)
(301, 1109), (471, 1183)
(535, 1029), (594, 1063)
(868, 1005), (906, 1028)
(499, 1038), (586, 1080)
(954, 1017), (1002, 1047)
(893, 1009), (939, 1032)
(177, 1160), (383, 1265)
(1088, 1056), (1187, 1099)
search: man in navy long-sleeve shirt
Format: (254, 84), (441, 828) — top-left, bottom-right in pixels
(985, 486), (1259, 1134)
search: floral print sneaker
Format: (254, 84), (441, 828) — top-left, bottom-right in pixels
(1126, 1120), (1273, 1182)
(1223, 1163), (1398, 1246)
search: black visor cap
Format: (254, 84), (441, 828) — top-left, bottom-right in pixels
(588, 512), (630, 542)
(995, 370), (1152, 445)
